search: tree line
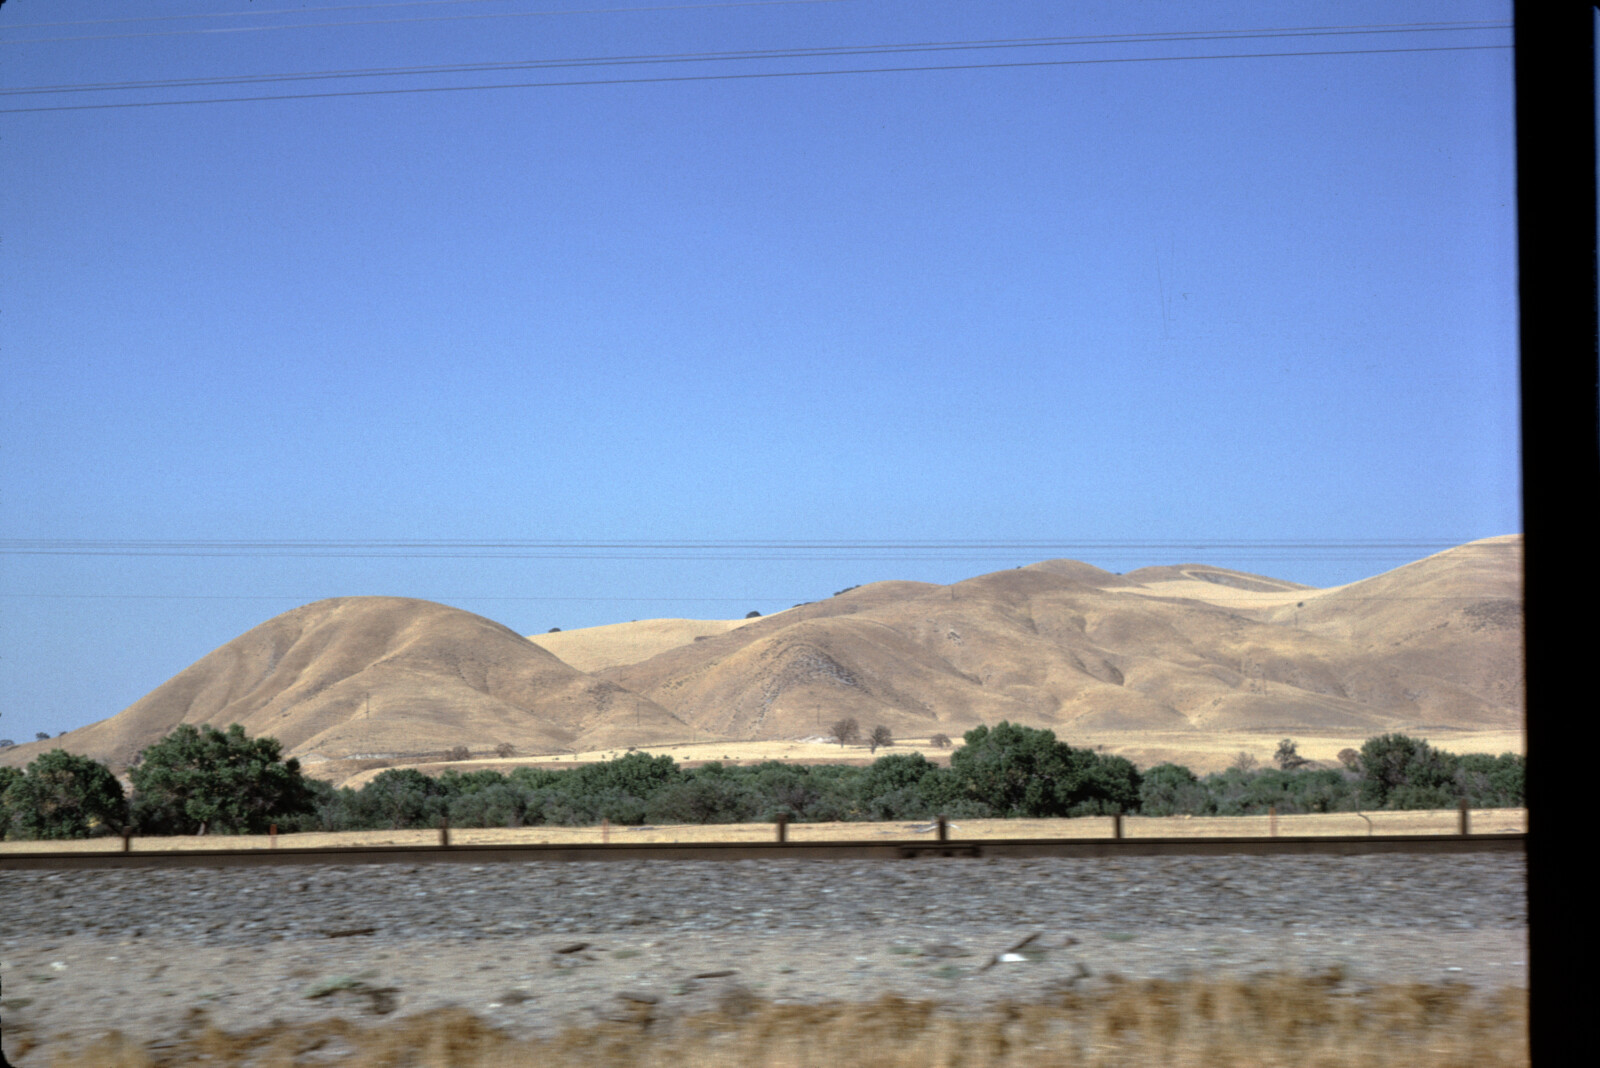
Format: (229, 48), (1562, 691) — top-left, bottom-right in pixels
(0, 721), (1524, 840)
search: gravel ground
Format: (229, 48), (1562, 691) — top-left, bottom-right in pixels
(0, 853), (1527, 1062)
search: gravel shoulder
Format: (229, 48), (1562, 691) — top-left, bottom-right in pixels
(1, 854), (1527, 1062)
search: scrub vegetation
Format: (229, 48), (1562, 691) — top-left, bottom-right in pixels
(32, 975), (1529, 1068)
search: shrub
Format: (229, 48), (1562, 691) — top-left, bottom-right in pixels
(449, 783), (533, 828)
(929, 733), (952, 749)
(347, 768), (450, 830)
(1454, 752), (1525, 807)
(1138, 763), (1211, 816)
(445, 746), (471, 762)
(645, 778), (763, 824)
(495, 742), (517, 759)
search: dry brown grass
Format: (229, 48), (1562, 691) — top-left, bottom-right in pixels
(0, 808), (1527, 854)
(32, 975), (1528, 1067)
(326, 728), (1527, 789)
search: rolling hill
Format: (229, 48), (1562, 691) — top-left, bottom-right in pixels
(2, 536), (1522, 777)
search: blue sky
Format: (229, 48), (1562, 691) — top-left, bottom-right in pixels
(1, 0), (1518, 742)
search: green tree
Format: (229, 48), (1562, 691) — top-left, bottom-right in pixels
(4, 750), (126, 840)
(436, 768), (511, 796)
(565, 751), (682, 799)
(1357, 734), (1456, 809)
(129, 724), (315, 835)
(1080, 754), (1142, 815)
(644, 777), (762, 824)
(1138, 762), (1210, 816)
(346, 767), (450, 829)
(0, 765), (23, 837)
(1454, 752), (1525, 807)
(1274, 739), (1310, 771)
(947, 722), (1135, 817)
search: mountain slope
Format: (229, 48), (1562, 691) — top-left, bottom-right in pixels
(2, 537), (1522, 773)
(27, 597), (683, 768)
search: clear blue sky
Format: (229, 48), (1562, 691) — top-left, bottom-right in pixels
(0, 0), (1519, 743)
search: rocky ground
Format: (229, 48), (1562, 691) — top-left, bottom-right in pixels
(0, 853), (1526, 1063)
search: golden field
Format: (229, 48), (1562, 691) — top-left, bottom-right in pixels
(328, 728), (1526, 790)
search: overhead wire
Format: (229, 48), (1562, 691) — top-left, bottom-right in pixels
(0, 0), (854, 44)
(0, 22), (1511, 99)
(0, 43), (1513, 115)
(3, 0), (600, 28)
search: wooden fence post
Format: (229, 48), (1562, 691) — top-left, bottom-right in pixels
(121, 828), (132, 853)
(1459, 799), (1470, 836)
(270, 824), (277, 849)
(1269, 805), (1278, 837)
(775, 814), (789, 843)
(937, 815), (948, 842)
(602, 818), (610, 844)
(439, 818), (450, 848)
(1112, 813), (1123, 840)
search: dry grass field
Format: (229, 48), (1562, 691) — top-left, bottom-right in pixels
(36, 975), (1529, 1067)
(0, 808), (1527, 854)
(326, 727), (1525, 790)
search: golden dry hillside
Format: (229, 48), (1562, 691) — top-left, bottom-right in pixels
(9, 597), (686, 771)
(1, 537), (1522, 776)
(594, 538), (1521, 746)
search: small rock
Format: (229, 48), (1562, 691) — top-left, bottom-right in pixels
(921, 944), (970, 959)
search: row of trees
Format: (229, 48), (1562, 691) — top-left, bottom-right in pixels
(0, 724), (315, 840)
(0, 723), (1525, 840)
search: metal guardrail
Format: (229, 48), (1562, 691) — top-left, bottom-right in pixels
(0, 831), (1524, 871)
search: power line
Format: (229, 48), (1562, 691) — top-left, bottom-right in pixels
(3, 0), (551, 28)
(0, 23), (1510, 98)
(0, 0), (853, 44)
(0, 42), (1512, 114)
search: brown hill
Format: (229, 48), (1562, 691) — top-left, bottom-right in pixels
(528, 616), (769, 673)
(594, 538), (1522, 743)
(11, 597), (683, 770)
(3, 538), (1522, 777)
